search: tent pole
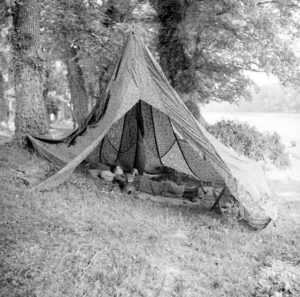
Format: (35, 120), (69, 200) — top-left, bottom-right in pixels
(211, 186), (227, 212)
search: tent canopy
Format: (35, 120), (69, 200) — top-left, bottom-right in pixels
(27, 29), (277, 229)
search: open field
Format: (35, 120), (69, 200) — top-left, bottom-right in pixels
(1, 112), (300, 296)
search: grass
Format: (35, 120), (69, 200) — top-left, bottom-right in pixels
(1, 142), (300, 297)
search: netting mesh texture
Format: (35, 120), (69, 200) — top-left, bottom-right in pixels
(98, 101), (223, 184)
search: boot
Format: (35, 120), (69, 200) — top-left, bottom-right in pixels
(182, 187), (199, 202)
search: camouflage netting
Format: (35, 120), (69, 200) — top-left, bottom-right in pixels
(27, 28), (277, 229)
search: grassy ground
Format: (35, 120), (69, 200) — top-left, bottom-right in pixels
(1, 140), (300, 297)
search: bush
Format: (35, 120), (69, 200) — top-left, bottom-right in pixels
(207, 120), (290, 169)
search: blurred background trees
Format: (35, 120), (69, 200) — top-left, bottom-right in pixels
(0, 0), (299, 141)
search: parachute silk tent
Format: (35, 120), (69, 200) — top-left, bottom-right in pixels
(27, 29), (277, 229)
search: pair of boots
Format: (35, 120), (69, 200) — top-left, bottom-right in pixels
(182, 186), (199, 202)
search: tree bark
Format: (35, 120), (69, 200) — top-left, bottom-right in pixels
(12, 0), (49, 144)
(65, 44), (89, 127)
(153, 1), (207, 122)
(0, 71), (8, 124)
(155, 0), (192, 92)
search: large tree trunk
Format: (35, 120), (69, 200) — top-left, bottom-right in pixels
(65, 45), (89, 127)
(156, 0), (192, 92)
(12, 0), (49, 144)
(154, 1), (206, 124)
(0, 72), (8, 124)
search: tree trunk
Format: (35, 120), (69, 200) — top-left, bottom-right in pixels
(154, 1), (205, 121)
(155, 0), (192, 92)
(65, 45), (89, 127)
(12, 0), (49, 144)
(0, 71), (8, 124)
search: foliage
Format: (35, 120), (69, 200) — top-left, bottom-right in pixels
(1, 0), (158, 128)
(40, 0), (150, 99)
(151, 0), (300, 104)
(38, 0), (157, 116)
(40, 0), (108, 104)
(2, 0), (300, 136)
(207, 120), (290, 169)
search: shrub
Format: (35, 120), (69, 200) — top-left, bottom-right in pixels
(207, 120), (290, 169)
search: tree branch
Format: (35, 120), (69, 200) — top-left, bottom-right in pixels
(257, 1), (278, 6)
(257, 1), (300, 8)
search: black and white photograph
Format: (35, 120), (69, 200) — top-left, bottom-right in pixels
(0, 0), (299, 296)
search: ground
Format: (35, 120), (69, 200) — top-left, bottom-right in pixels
(1, 122), (300, 297)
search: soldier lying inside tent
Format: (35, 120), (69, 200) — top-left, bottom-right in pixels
(87, 163), (205, 202)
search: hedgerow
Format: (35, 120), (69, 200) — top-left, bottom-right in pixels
(207, 120), (290, 169)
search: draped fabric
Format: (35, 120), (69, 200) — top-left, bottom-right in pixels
(27, 29), (277, 229)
